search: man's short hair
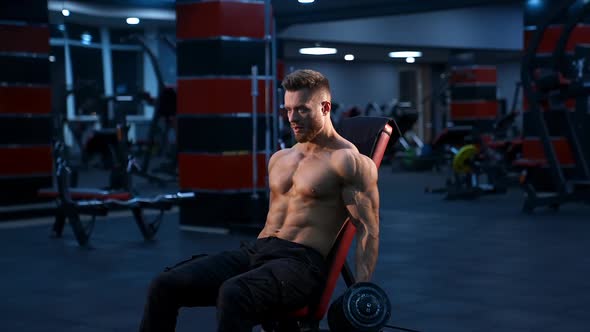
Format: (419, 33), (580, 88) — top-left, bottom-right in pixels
(281, 69), (331, 96)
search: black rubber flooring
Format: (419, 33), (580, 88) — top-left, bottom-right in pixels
(1, 168), (590, 332)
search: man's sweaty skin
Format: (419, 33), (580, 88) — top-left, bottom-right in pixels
(257, 87), (380, 282)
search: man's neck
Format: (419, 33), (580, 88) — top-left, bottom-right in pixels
(301, 123), (337, 153)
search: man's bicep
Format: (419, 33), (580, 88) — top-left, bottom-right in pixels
(342, 183), (379, 230)
(342, 156), (379, 221)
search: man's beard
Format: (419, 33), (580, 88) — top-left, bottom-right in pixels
(294, 131), (308, 143)
(293, 127), (318, 143)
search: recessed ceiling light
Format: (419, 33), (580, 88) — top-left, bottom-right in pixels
(62, 9), (70, 17)
(389, 51), (422, 58)
(344, 54), (355, 61)
(526, 0), (542, 7)
(299, 47), (337, 55)
(126, 17), (140, 25)
(298, 0), (315, 3)
(406, 57), (416, 63)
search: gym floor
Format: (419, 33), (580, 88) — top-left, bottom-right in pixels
(1, 167), (589, 332)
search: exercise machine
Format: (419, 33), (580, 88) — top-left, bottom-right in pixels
(49, 141), (194, 247)
(391, 102), (440, 172)
(125, 34), (178, 184)
(518, 0), (590, 212)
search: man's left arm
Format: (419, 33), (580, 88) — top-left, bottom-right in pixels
(341, 153), (380, 282)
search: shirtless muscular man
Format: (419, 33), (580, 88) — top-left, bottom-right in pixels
(138, 69), (380, 332)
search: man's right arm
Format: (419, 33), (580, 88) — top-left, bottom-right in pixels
(335, 150), (380, 282)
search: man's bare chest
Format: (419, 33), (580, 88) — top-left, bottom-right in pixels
(270, 155), (341, 199)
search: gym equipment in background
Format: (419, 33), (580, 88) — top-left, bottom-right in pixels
(49, 141), (194, 247)
(391, 102), (440, 172)
(518, 0), (590, 212)
(125, 34), (178, 184)
(41, 94), (194, 247)
(425, 122), (516, 200)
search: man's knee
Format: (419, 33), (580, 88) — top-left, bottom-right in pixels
(147, 272), (177, 301)
(217, 278), (251, 312)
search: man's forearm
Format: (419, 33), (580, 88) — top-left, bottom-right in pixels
(355, 232), (379, 282)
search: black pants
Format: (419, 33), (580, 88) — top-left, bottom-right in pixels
(139, 237), (328, 332)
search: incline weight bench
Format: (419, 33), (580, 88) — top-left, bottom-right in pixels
(263, 116), (401, 332)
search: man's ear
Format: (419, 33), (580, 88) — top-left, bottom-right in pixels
(322, 101), (332, 115)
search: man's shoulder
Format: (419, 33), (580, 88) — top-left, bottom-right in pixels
(271, 147), (294, 158)
(269, 147), (295, 169)
(330, 139), (367, 164)
(330, 145), (357, 161)
(330, 142), (377, 182)
(330, 145), (362, 178)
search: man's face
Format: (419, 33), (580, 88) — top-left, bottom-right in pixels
(283, 88), (329, 143)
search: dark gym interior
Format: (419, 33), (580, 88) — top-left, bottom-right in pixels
(1, 0), (590, 331)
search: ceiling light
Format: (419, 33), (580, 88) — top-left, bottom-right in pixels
(126, 17), (140, 25)
(299, 47), (337, 56)
(344, 54), (355, 61)
(526, 0), (542, 7)
(81, 33), (92, 42)
(406, 57), (416, 63)
(298, 0), (315, 3)
(389, 51), (422, 58)
(81, 32), (92, 45)
(62, 9), (70, 16)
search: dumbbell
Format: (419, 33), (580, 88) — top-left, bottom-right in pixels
(327, 282), (391, 332)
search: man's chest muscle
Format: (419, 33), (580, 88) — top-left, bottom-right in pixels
(270, 155), (340, 198)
